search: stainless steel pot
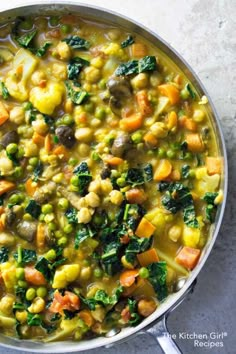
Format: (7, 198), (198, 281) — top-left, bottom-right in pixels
(0, 2), (228, 353)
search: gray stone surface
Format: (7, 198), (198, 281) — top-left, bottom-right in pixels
(0, 0), (235, 353)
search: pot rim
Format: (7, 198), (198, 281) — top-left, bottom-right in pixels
(0, 1), (228, 352)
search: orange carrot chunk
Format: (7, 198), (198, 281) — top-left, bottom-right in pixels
(206, 157), (222, 175)
(53, 145), (69, 160)
(143, 132), (158, 147)
(135, 217), (156, 238)
(120, 269), (139, 287)
(175, 246), (201, 270)
(136, 90), (153, 116)
(79, 310), (95, 327)
(131, 43), (148, 58)
(153, 159), (172, 181)
(49, 290), (80, 313)
(158, 84), (180, 105)
(32, 132), (45, 146)
(24, 267), (47, 285)
(0, 180), (15, 196)
(186, 133), (204, 153)
(137, 248), (159, 267)
(166, 111), (178, 130)
(104, 156), (124, 166)
(0, 102), (9, 126)
(126, 188), (147, 204)
(120, 113), (143, 132)
(25, 178), (38, 197)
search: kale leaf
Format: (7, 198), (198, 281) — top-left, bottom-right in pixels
(115, 56), (157, 76)
(14, 246), (37, 265)
(127, 298), (141, 326)
(186, 83), (196, 99)
(125, 236), (152, 264)
(181, 164), (190, 179)
(67, 57), (89, 80)
(75, 224), (95, 249)
(33, 161), (43, 182)
(0, 82), (9, 99)
(65, 81), (89, 105)
(0, 246), (9, 263)
(125, 163), (153, 187)
(203, 192), (218, 222)
(65, 207), (78, 224)
(25, 200), (41, 219)
(62, 36), (90, 49)
(33, 42), (51, 57)
(73, 162), (92, 196)
(121, 35), (135, 48)
(81, 286), (123, 311)
(16, 29), (37, 48)
(27, 313), (42, 326)
(147, 261), (167, 301)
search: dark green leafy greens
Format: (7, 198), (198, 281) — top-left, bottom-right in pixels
(147, 262), (167, 301)
(158, 182), (199, 228)
(125, 236), (152, 264)
(25, 200), (41, 219)
(121, 35), (135, 48)
(181, 165), (190, 179)
(125, 164), (153, 187)
(65, 207), (78, 224)
(0, 246), (9, 263)
(33, 42), (51, 57)
(203, 192), (218, 222)
(75, 224), (95, 249)
(16, 29), (37, 48)
(115, 56), (157, 76)
(65, 81), (89, 105)
(33, 161), (43, 182)
(62, 36), (90, 49)
(14, 246), (37, 265)
(73, 162), (92, 196)
(35, 247), (67, 282)
(127, 298), (141, 326)
(0, 82), (9, 99)
(80, 286), (123, 311)
(186, 83), (196, 99)
(67, 57), (89, 80)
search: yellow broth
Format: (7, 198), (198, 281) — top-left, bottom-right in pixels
(0, 14), (223, 341)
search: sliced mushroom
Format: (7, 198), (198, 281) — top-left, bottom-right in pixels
(33, 181), (56, 204)
(5, 209), (17, 227)
(0, 131), (19, 148)
(111, 134), (132, 157)
(17, 221), (37, 242)
(107, 77), (132, 98)
(55, 125), (76, 149)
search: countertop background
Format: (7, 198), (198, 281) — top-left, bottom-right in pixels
(0, 0), (235, 353)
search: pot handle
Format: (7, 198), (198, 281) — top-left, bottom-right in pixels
(145, 316), (182, 354)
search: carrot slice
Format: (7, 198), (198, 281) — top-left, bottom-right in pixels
(126, 188), (147, 204)
(79, 310), (95, 327)
(104, 156), (124, 166)
(120, 269), (139, 287)
(24, 266), (47, 285)
(25, 178), (38, 197)
(0, 102), (9, 126)
(137, 248), (159, 267)
(158, 84), (180, 105)
(45, 134), (52, 154)
(166, 111), (178, 130)
(49, 290), (80, 313)
(135, 217), (156, 238)
(120, 113), (143, 132)
(53, 145), (69, 160)
(32, 132), (45, 146)
(175, 246), (201, 270)
(206, 157), (222, 175)
(0, 180), (15, 196)
(153, 159), (172, 181)
(136, 90), (153, 116)
(131, 43), (148, 58)
(143, 132), (158, 147)
(36, 223), (46, 252)
(179, 116), (197, 132)
(186, 133), (204, 153)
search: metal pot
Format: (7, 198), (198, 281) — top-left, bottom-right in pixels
(0, 2), (228, 353)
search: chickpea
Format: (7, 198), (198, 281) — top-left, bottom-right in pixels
(75, 127), (93, 143)
(131, 73), (149, 90)
(0, 156), (13, 176)
(80, 266), (92, 280)
(91, 57), (104, 69)
(85, 192), (100, 208)
(24, 142), (39, 157)
(32, 115), (48, 135)
(0, 294), (15, 315)
(84, 66), (101, 84)
(52, 62), (67, 80)
(88, 180), (101, 194)
(78, 143), (90, 157)
(15, 310), (27, 324)
(9, 106), (25, 125)
(193, 109), (205, 122)
(137, 298), (157, 317)
(31, 70), (46, 86)
(100, 179), (113, 194)
(56, 41), (71, 60)
(77, 207), (92, 224)
(28, 297), (45, 314)
(150, 122), (168, 138)
(109, 190), (123, 206)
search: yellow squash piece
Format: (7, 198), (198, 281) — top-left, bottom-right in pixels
(52, 264), (80, 289)
(182, 225), (201, 248)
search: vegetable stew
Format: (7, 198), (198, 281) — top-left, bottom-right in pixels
(0, 14), (223, 341)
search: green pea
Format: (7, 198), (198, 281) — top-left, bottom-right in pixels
(16, 147), (25, 159)
(16, 268), (25, 280)
(6, 143), (18, 155)
(189, 169), (196, 178)
(166, 149), (176, 159)
(9, 194), (21, 204)
(131, 131), (142, 144)
(139, 267), (150, 279)
(19, 19), (33, 30)
(95, 107), (106, 120)
(39, 214), (45, 222)
(36, 287), (47, 298)
(91, 151), (101, 161)
(63, 224), (74, 234)
(55, 230), (64, 239)
(68, 157), (78, 166)
(93, 268), (103, 278)
(42, 204), (53, 214)
(147, 150), (154, 156)
(23, 213), (33, 221)
(62, 114), (74, 125)
(70, 175), (79, 187)
(58, 198), (69, 211)
(45, 249), (57, 261)
(26, 288), (36, 301)
(18, 184), (25, 192)
(48, 222), (57, 231)
(180, 87), (190, 100)
(49, 16), (59, 27)
(84, 102), (94, 113)
(26, 165), (34, 172)
(157, 147), (166, 158)
(18, 280), (27, 288)
(98, 79), (106, 90)
(29, 157), (39, 167)
(60, 24), (71, 35)
(57, 236), (68, 247)
(116, 177), (126, 187)
(93, 214), (103, 226)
